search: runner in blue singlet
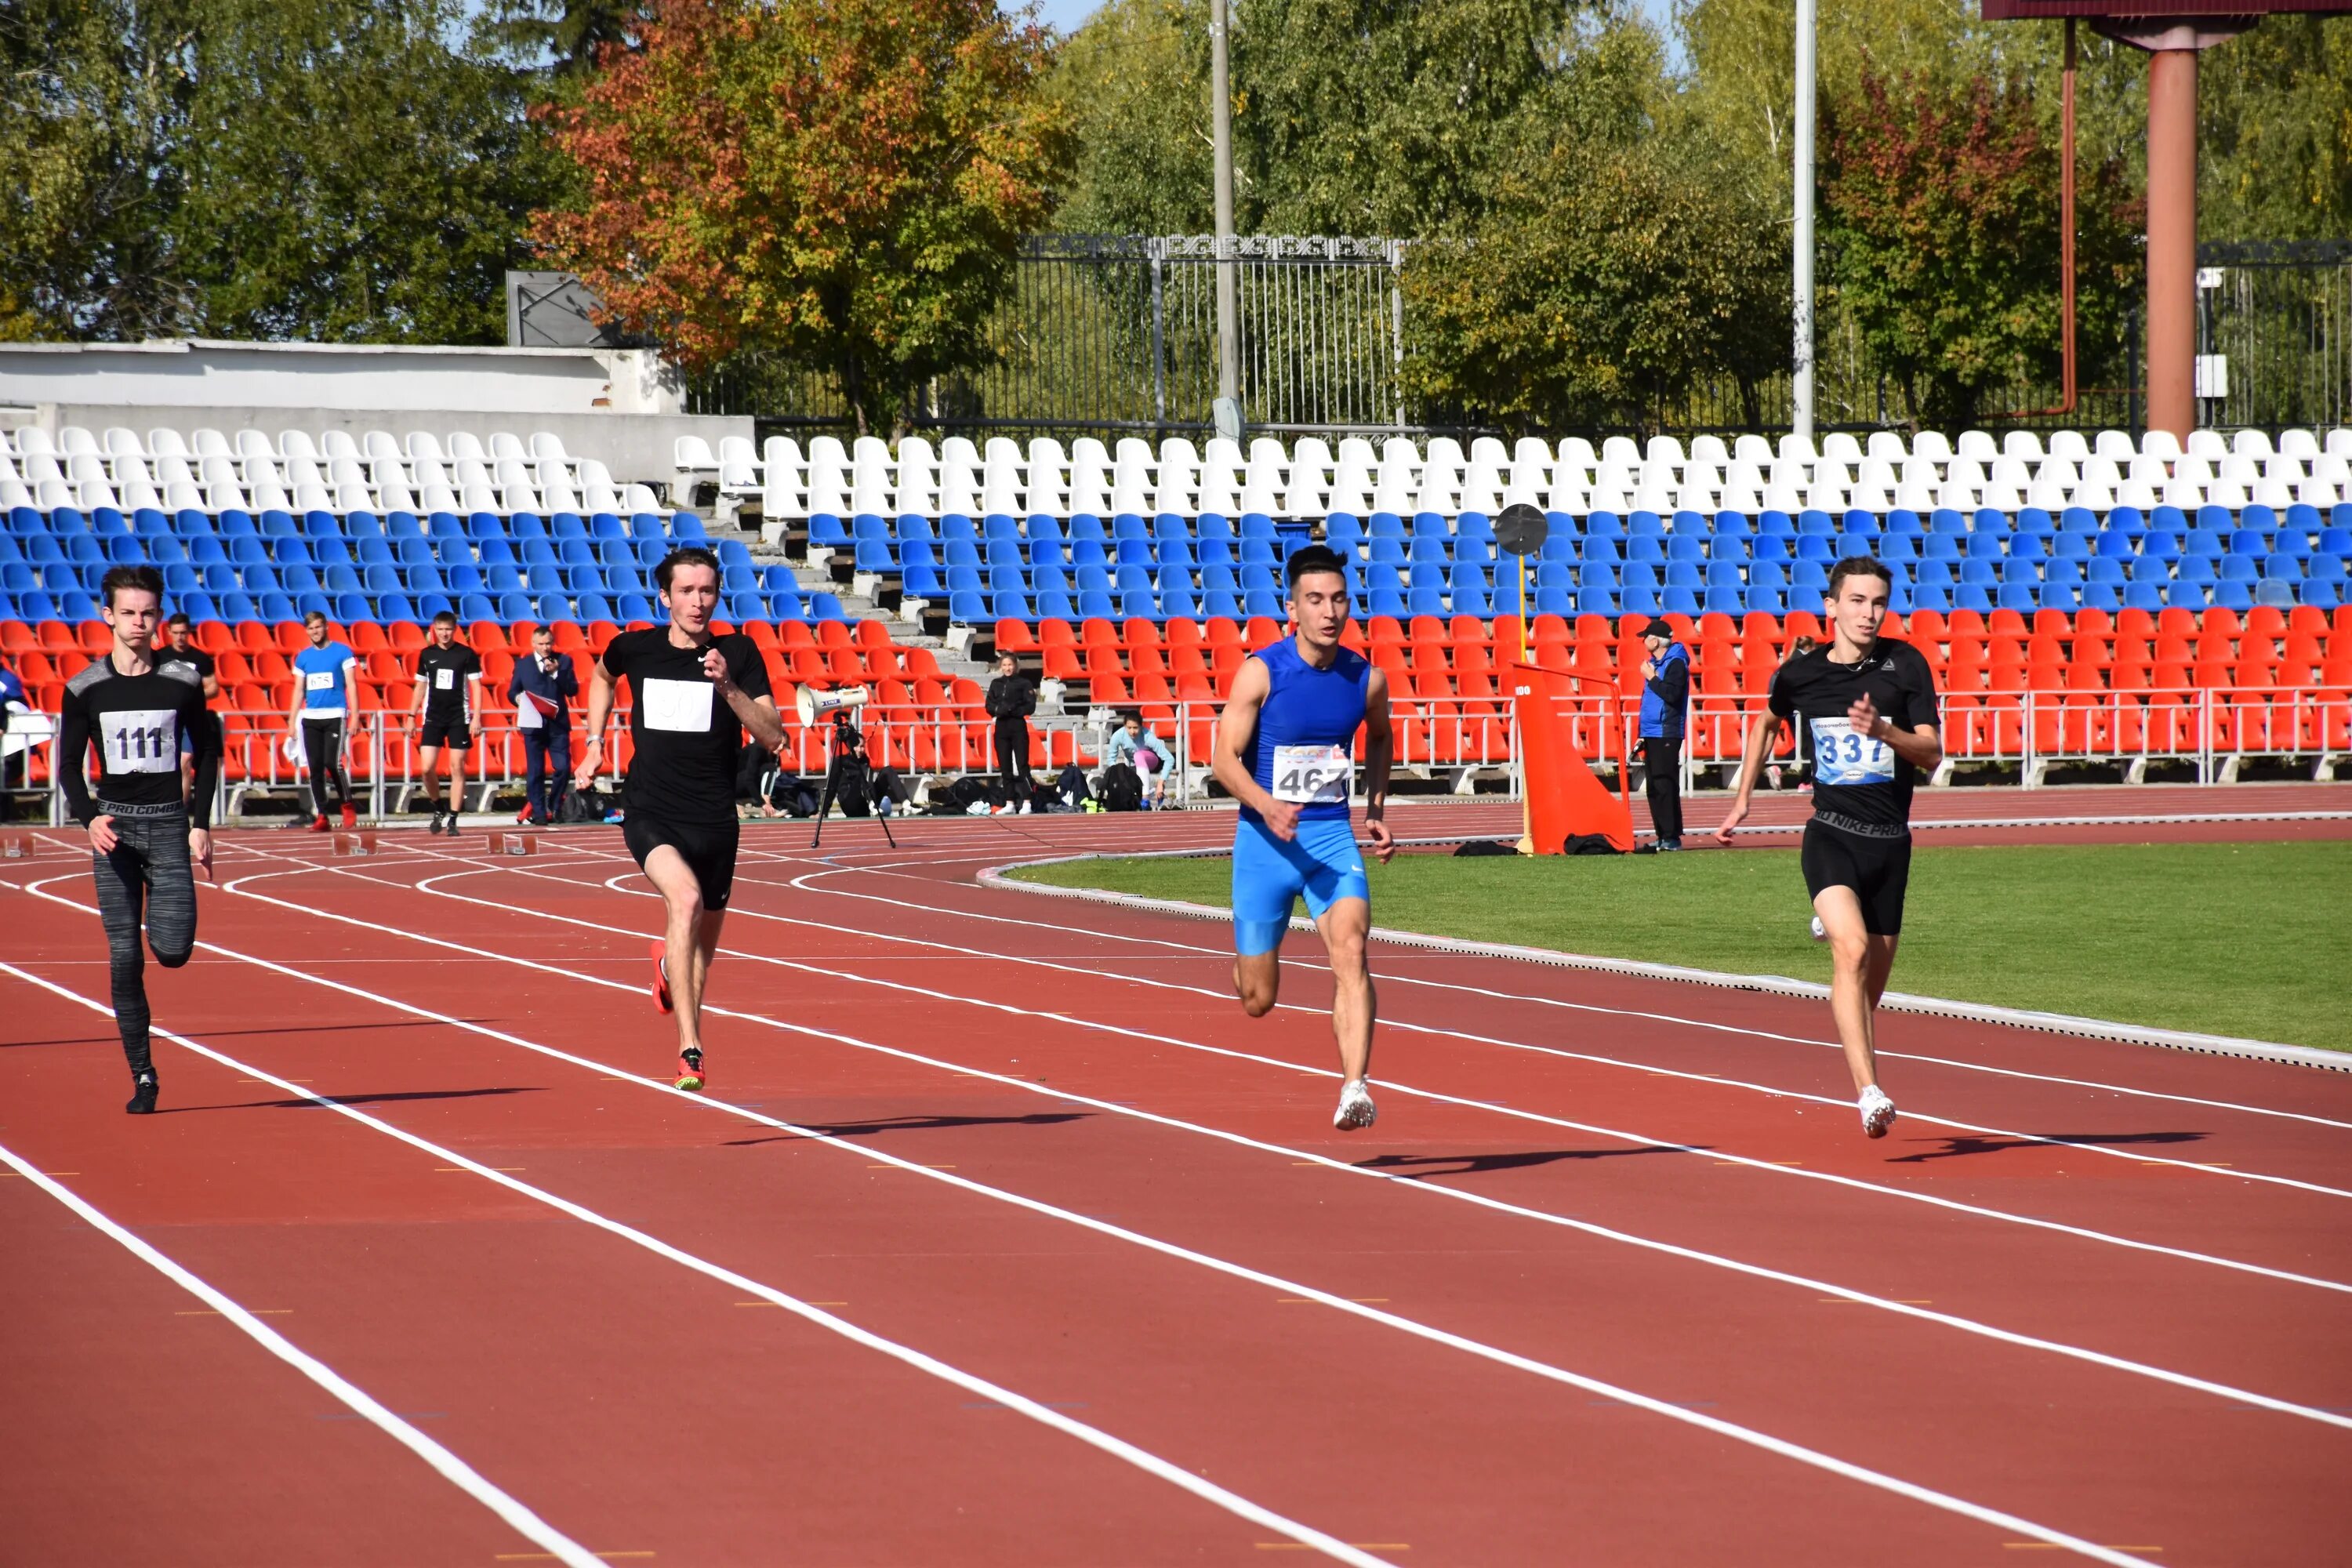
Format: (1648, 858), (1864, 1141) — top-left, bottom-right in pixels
(1212, 545), (1396, 1131)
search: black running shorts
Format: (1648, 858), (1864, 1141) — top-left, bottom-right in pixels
(419, 718), (472, 750)
(623, 812), (742, 910)
(1800, 818), (1912, 936)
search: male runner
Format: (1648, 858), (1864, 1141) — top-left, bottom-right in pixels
(57, 565), (220, 1113)
(1715, 557), (1941, 1138)
(286, 610), (358, 831)
(1212, 545), (1396, 1130)
(155, 611), (222, 796)
(574, 546), (782, 1091)
(410, 610), (481, 834)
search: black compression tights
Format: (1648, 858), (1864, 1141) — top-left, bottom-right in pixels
(91, 811), (198, 1078)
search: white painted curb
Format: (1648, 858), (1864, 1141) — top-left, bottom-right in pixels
(978, 854), (2349, 1074)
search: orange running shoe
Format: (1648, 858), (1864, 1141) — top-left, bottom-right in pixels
(339, 803), (358, 830)
(649, 939), (673, 1014)
(674, 1047), (705, 1093)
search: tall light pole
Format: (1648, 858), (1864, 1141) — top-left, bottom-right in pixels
(1791, 0), (1816, 448)
(1210, 0), (1242, 438)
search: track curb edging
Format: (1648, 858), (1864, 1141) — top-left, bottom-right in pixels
(977, 853), (2349, 1074)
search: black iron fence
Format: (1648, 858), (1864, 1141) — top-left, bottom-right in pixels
(687, 234), (2350, 441)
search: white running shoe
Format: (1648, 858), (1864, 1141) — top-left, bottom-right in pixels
(1809, 915), (1827, 942)
(1334, 1080), (1377, 1131)
(1858, 1084), (1897, 1138)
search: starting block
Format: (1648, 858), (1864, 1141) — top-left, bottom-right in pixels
(331, 832), (381, 857)
(2, 833), (36, 859)
(498, 833), (538, 855)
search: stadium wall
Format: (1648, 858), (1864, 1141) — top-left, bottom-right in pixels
(0, 339), (750, 494)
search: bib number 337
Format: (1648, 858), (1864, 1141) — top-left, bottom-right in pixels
(1809, 717), (1894, 786)
(1272, 743), (1351, 805)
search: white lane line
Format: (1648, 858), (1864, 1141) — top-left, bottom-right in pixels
(772, 860), (2352, 1140)
(71, 860), (2352, 1432)
(0, 960), (1393, 1568)
(0, 1134), (604, 1568)
(0, 950), (2171, 1566)
(390, 858), (2352, 1288)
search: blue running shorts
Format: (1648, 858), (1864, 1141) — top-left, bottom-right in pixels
(1231, 815), (1370, 955)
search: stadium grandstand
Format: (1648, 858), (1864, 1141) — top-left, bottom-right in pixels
(5, 421), (2351, 819)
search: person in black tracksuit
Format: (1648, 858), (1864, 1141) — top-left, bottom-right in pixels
(984, 653), (1035, 811)
(57, 565), (222, 1114)
(1636, 617), (1689, 850)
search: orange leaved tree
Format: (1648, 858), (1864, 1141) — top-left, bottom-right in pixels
(534, 0), (1071, 432)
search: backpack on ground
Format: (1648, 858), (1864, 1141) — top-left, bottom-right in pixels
(1098, 761), (1142, 811)
(1053, 763), (1091, 811)
(561, 786), (613, 825)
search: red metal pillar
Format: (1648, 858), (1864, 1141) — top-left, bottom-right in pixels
(2144, 45), (2199, 440)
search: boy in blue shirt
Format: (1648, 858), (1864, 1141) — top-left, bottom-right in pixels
(286, 610), (358, 831)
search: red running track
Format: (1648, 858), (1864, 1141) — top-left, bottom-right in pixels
(3, 797), (2350, 1566)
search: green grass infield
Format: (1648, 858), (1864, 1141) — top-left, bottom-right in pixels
(1007, 840), (2352, 1052)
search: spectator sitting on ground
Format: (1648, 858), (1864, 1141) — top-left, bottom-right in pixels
(1105, 711), (1178, 809)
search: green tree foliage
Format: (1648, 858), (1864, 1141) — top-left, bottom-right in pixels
(1401, 133), (1786, 432)
(478, 0), (655, 79)
(0, 0), (551, 343)
(1047, 0), (1214, 235)
(1820, 68), (2141, 430)
(534, 0), (1073, 434)
(2200, 17), (2352, 241)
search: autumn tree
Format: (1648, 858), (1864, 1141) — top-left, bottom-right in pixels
(535, 0), (1073, 434)
(1820, 67), (2141, 430)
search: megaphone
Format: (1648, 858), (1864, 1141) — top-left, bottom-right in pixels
(796, 684), (870, 725)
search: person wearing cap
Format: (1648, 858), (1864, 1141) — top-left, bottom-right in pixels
(1637, 617), (1690, 851)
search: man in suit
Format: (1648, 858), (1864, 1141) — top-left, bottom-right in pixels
(509, 625), (579, 825)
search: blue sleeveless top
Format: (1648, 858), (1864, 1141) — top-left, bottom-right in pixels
(1245, 638), (1370, 823)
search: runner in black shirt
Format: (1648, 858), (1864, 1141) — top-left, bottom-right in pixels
(574, 546), (782, 1091)
(56, 566), (221, 1114)
(1715, 557), (1942, 1138)
(156, 610), (222, 800)
(410, 611), (482, 835)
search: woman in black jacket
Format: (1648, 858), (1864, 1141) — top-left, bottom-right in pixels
(983, 653), (1036, 811)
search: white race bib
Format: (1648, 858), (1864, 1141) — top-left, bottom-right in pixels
(1272, 742), (1351, 805)
(305, 670), (335, 691)
(641, 677), (715, 734)
(434, 667), (455, 690)
(102, 709), (178, 774)
(1810, 717), (1895, 786)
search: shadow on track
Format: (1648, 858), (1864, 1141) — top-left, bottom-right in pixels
(1888, 1130), (2208, 1163)
(1356, 1145), (1694, 1178)
(161, 1086), (546, 1114)
(724, 1111), (1090, 1148)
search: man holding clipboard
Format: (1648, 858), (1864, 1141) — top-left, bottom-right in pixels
(509, 624), (578, 826)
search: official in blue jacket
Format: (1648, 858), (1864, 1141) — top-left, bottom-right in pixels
(508, 626), (579, 825)
(1638, 617), (1690, 850)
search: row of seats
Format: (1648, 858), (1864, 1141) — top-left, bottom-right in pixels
(730, 427), (2352, 522)
(0, 503), (840, 629)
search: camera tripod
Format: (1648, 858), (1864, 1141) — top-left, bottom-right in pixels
(808, 746), (897, 849)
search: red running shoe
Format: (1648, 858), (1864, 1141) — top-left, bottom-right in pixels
(649, 939), (673, 1014)
(339, 803), (358, 830)
(674, 1047), (705, 1093)
(310, 814), (330, 833)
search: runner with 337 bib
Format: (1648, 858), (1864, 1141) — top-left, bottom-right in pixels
(1212, 545), (1396, 1131)
(1715, 556), (1944, 1138)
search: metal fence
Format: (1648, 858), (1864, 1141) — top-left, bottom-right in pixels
(688, 232), (2351, 444)
(2198, 241), (2352, 435)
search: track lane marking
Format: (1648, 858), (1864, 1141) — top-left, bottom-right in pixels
(34, 866), (2351, 1438)
(0, 954), (2171, 1566)
(349, 858), (2352, 1294)
(763, 855), (2352, 1133)
(0, 960), (1395, 1568)
(0, 1135), (603, 1568)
